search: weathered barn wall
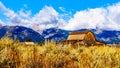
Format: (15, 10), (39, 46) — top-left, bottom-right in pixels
(60, 30), (105, 46)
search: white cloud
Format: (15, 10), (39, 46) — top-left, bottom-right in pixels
(0, 1), (120, 34)
(59, 7), (66, 12)
(19, 9), (31, 19)
(64, 2), (120, 30)
(0, 19), (3, 26)
(95, 29), (103, 34)
(0, 2), (67, 33)
(64, 8), (106, 30)
(31, 6), (67, 33)
(0, 1), (32, 26)
(118, 35), (120, 39)
(32, 6), (59, 24)
(101, 38), (111, 42)
(0, 2), (21, 24)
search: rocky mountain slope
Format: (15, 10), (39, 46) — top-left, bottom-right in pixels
(42, 28), (120, 44)
(0, 26), (44, 42)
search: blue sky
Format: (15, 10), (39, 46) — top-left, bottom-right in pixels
(1, 0), (120, 14)
(0, 0), (120, 32)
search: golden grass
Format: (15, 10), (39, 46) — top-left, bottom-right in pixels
(0, 37), (120, 68)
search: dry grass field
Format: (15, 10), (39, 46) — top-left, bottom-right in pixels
(0, 38), (120, 68)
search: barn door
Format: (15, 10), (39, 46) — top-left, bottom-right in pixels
(83, 40), (95, 46)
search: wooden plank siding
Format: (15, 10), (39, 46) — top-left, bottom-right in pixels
(59, 30), (105, 46)
(67, 34), (85, 40)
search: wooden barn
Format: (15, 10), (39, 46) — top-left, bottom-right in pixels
(65, 30), (104, 46)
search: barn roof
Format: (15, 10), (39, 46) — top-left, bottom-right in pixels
(70, 30), (91, 35)
(67, 30), (94, 41)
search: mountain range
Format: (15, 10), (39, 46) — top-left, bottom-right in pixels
(42, 28), (120, 44)
(0, 26), (44, 42)
(0, 26), (120, 44)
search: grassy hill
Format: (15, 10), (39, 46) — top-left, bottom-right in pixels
(0, 38), (120, 68)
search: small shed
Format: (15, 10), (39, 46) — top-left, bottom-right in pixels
(66, 30), (104, 46)
(25, 42), (34, 45)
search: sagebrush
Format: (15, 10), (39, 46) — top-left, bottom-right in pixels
(0, 38), (120, 68)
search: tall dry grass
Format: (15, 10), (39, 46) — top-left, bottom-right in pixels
(0, 37), (120, 68)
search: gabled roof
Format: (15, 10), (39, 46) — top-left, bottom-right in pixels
(70, 30), (91, 35)
(67, 34), (86, 40)
(67, 30), (94, 41)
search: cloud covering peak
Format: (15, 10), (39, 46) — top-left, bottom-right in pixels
(64, 2), (120, 30)
(0, 1), (120, 33)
